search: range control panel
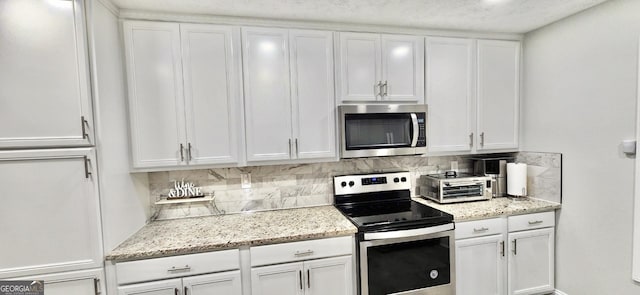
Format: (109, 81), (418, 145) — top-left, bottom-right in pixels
(334, 172), (411, 195)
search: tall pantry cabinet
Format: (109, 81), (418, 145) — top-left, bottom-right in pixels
(0, 0), (104, 294)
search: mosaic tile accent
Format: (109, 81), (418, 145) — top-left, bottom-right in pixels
(515, 151), (562, 203)
(148, 155), (473, 220)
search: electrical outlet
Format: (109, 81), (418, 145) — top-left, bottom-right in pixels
(241, 173), (251, 189)
(450, 161), (458, 172)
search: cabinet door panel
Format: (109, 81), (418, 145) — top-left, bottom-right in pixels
(44, 277), (96, 295)
(305, 256), (353, 295)
(289, 30), (336, 160)
(0, 0), (92, 148)
(183, 270), (242, 295)
(251, 262), (303, 295)
(456, 235), (506, 295)
(477, 40), (520, 151)
(242, 27), (292, 162)
(381, 35), (424, 102)
(123, 21), (186, 168)
(425, 37), (475, 153)
(337, 33), (381, 102)
(508, 228), (555, 295)
(0, 149), (102, 278)
(118, 279), (181, 295)
(181, 24), (241, 165)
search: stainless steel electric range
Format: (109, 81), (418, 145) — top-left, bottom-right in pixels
(333, 172), (455, 295)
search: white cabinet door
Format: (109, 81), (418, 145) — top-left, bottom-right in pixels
(425, 37), (475, 153)
(180, 24), (242, 166)
(289, 30), (336, 160)
(337, 33), (381, 102)
(45, 277), (97, 295)
(304, 256), (353, 295)
(183, 271), (242, 295)
(118, 279), (182, 295)
(242, 27), (293, 162)
(456, 235), (506, 295)
(0, 149), (102, 278)
(508, 228), (555, 295)
(123, 21), (187, 168)
(0, 0), (93, 149)
(381, 35), (424, 102)
(251, 262), (304, 295)
(476, 40), (520, 151)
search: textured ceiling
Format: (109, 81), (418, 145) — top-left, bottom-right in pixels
(111, 0), (610, 33)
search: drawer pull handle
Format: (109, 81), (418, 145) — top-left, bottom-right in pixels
(168, 265), (191, 273)
(528, 220), (544, 225)
(473, 227), (489, 232)
(294, 250), (314, 257)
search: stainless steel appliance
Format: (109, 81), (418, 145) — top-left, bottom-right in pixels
(419, 171), (492, 204)
(471, 157), (514, 197)
(333, 172), (455, 295)
(338, 104), (427, 158)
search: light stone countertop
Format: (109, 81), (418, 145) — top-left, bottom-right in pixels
(106, 205), (357, 262)
(413, 197), (561, 222)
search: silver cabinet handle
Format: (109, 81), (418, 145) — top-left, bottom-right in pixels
(480, 132), (485, 147)
(295, 138), (299, 155)
(469, 132), (474, 147)
(512, 239), (517, 255)
(307, 269), (311, 288)
(174, 288), (179, 295)
(382, 80), (388, 97)
(84, 156), (92, 179)
(375, 81), (383, 98)
(500, 241), (505, 257)
(288, 139), (292, 157)
(187, 143), (193, 162)
(184, 286), (188, 295)
(168, 265), (191, 273)
(93, 278), (100, 295)
(299, 270), (303, 290)
(179, 144), (185, 162)
(294, 250), (314, 257)
(473, 227), (489, 232)
(528, 220), (543, 225)
(81, 116), (90, 140)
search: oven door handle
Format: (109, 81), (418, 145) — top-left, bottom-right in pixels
(363, 223), (454, 240)
(410, 113), (419, 147)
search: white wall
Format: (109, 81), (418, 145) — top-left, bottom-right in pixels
(522, 0), (640, 293)
(90, 0), (150, 252)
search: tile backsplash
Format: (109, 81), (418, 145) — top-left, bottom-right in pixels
(515, 151), (562, 203)
(148, 155), (471, 220)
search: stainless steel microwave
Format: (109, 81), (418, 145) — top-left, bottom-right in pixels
(338, 104), (427, 158)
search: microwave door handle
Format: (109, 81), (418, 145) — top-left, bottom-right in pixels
(410, 113), (419, 147)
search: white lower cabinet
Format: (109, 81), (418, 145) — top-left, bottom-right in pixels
(7, 268), (104, 295)
(118, 271), (242, 295)
(251, 256), (352, 295)
(455, 212), (555, 295)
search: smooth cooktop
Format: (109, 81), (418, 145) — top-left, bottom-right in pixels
(336, 200), (453, 232)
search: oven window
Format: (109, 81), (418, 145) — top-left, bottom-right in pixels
(345, 113), (412, 150)
(366, 237), (450, 295)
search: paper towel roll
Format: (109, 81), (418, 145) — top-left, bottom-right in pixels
(507, 163), (527, 197)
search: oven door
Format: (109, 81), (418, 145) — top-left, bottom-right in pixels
(359, 224), (455, 295)
(339, 104), (427, 158)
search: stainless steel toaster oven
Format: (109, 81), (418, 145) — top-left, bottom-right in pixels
(419, 172), (492, 204)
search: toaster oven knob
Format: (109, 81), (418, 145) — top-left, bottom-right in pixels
(401, 177), (407, 182)
(348, 181), (355, 187)
(393, 177), (400, 183)
(340, 181), (347, 187)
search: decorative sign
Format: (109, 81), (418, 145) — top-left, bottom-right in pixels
(0, 281), (44, 295)
(168, 179), (204, 199)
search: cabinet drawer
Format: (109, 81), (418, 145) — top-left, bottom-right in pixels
(508, 211), (555, 232)
(116, 249), (240, 285)
(250, 236), (352, 267)
(455, 218), (506, 240)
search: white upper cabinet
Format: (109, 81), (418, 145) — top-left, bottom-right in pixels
(337, 32), (424, 104)
(425, 37), (475, 153)
(123, 21), (242, 169)
(243, 27), (336, 163)
(0, 149), (102, 278)
(477, 40), (520, 151)
(242, 27), (293, 162)
(0, 0), (93, 148)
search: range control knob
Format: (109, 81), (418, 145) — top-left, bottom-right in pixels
(401, 177), (407, 182)
(341, 181), (347, 187)
(393, 177), (400, 183)
(348, 181), (355, 187)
